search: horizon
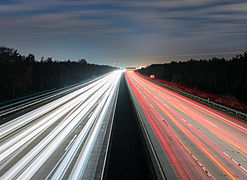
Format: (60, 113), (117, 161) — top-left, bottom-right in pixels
(1, 0), (247, 67)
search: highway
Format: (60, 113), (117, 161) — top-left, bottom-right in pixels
(0, 74), (108, 120)
(0, 70), (122, 179)
(126, 70), (247, 180)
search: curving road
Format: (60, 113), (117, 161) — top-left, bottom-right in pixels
(0, 70), (123, 179)
(126, 70), (247, 180)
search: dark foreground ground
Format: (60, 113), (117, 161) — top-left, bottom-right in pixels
(104, 74), (155, 180)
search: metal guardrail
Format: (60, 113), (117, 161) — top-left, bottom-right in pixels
(137, 72), (247, 119)
(166, 84), (247, 118)
(0, 73), (111, 119)
(0, 85), (82, 118)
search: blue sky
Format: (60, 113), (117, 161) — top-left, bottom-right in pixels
(0, 0), (247, 67)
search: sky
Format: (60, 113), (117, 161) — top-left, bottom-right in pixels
(0, 0), (247, 67)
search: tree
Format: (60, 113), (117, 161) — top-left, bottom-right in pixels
(79, 58), (87, 64)
(25, 54), (35, 63)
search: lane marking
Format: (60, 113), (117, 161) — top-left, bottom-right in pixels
(199, 145), (236, 179)
(134, 74), (247, 157)
(179, 104), (187, 110)
(142, 76), (247, 132)
(65, 135), (77, 151)
(202, 118), (218, 128)
(240, 166), (247, 173)
(225, 139), (247, 155)
(177, 97), (247, 132)
(223, 152), (247, 174)
(181, 118), (192, 127)
(181, 118), (186, 123)
(176, 137), (214, 179)
(223, 152), (229, 157)
(191, 153), (212, 178)
(130, 72), (243, 179)
(88, 111), (94, 118)
(134, 71), (247, 132)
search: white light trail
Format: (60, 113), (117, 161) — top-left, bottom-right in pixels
(0, 70), (123, 179)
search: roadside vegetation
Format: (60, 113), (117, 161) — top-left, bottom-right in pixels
(138, 52), (247, 102)
(0, 46), (115, 102)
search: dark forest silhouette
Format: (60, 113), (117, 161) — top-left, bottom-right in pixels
(138, 52), (247, 102)
(0, 47), (116, 102)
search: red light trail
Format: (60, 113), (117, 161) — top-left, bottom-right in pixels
(126, 70), (247, 179)
(136, 72), (247, 113)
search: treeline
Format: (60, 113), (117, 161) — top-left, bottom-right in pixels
(138, 52), (247, 102)
(0, 47), (116, 102)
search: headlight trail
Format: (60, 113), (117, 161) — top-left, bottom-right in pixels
(126, 70), (247, 180)
(0, 75), (106, 118)
(0, 70), (123, 179)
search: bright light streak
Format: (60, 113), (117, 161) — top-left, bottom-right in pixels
(0, 73), (111, 164)
(126, 70), (247, 179)
(0, 70), (123, 179)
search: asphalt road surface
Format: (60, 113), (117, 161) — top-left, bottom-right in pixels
(0, 70), (122, 179)
(126, 70), (247, 180)
(104, 73), (154, 180)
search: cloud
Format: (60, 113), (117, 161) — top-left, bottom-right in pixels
(0, 0), (246, 66)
